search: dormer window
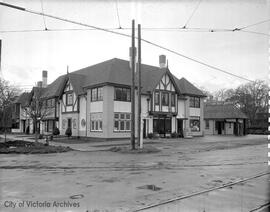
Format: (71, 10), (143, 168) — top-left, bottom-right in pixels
(161, 92), (169, 106)
(171, 93), (175, 107)
(66, 93), (73, 105)
(155, 92), (160, 105)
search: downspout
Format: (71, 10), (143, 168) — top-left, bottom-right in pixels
(85, 94), (87, 137)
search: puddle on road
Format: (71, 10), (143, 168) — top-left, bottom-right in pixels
(69, 194), (84, 199)
(137, 184), (162, 191)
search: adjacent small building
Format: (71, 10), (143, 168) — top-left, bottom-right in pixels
(204, 103), (248, 136)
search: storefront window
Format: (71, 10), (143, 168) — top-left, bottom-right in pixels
(190, 116), (200, 132)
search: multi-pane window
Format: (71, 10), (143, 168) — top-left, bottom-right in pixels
(190, 116), (200, 132)
(171, 93), (175, 107)
(66, 93), (73, 105)
(114, 87), (131, 101)
(189, 97), (200, 108)
(161, 92), (169, 106)
(155, 92), (160, 105)
(114, 113), (131, 131)
(91, 87), (103, 102)
(90, 113), (102, 131)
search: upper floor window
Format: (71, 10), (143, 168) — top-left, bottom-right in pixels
(47, 98), (55, 107)
(155, 92), (160, 105)
(190, 97), (200, 108)
(161, 92), (169, 106)
(91, 87), (103, 102)
(66, 93), (73, 106)
(114, 87), (131, 101)
(171, 93), (175, 107)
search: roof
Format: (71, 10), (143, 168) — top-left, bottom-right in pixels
(14, 92), (31, 106)
(204, 104), (248, 119)
(40, 58), (205, 98)
(42, 75), (67, 98)
(175, 77), (206, 97)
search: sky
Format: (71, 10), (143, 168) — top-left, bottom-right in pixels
(0, 0), (269, 92)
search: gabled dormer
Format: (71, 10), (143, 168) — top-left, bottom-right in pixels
(61, 79), (79, 113)
(152, 72), (178, 114)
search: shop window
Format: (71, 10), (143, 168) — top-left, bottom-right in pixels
(190, 116), (200, 132)
(205, 120), (209, 129)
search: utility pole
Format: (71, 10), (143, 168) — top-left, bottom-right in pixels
(137, 24), (142, 148)
(131, 20), (136, 150)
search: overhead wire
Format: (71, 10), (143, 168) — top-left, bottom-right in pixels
(183, 0), (202, 28)
(115, 0), (122, 29)
(40, 0), (47, 30)
(0, 2), (255, 82)
(238, 18), (270, 30)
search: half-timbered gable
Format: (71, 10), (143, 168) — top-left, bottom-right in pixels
(61, 80), (79, 113)
(153, 72), (178, 114)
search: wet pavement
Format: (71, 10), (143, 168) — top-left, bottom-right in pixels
(0, 134), (268, 211)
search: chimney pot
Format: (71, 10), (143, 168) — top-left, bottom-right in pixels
(42, 70), (48, 87)
(159, 55), (166, 68)
(37, 81), (43, 88)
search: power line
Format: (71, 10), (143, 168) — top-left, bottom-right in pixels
(115, 0), (122, 29)
(40, 0), (48, 30)
(239, 18), (270, 30)
(0, 27), (269, 37)
(183, 0), (203, 28)
(0, 2), (255, 82)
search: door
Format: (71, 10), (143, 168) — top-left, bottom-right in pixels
(143, 119), (146, 138)
(177, 119), (183, 137)
(216, 121), (222, 135)
(68, 118), (72, 129)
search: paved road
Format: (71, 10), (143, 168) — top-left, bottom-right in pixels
(0, 134), (268, 211)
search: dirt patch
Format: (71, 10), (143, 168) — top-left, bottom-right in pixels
(108, 145), (161, 154)
(0, 140), (73, 154)
(137, 184), (162, 191)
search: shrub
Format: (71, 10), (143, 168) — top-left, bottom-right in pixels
(53, 127), (60, 136)
(39, 134), (44, 139)
(171, 132), (178, 138)
(65, 127), (72, 137)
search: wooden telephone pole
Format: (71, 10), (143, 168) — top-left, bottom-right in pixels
(131, 20), (136, 150)
(137, 24), (142, 148)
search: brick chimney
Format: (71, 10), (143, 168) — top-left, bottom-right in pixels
(42, 70), (47, 87)
(159, 55), (166, 68)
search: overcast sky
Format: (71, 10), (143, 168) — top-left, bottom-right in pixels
(0, 0), (269, 92)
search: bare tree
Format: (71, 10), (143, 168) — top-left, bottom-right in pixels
(22, 87), (54, 142)
(227, 80), (268, 125)
(0, 78), (21, 141)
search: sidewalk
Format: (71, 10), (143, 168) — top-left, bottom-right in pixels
(0, 134), (154, 152)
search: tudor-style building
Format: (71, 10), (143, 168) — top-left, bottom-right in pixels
(12, 55), (206, 139)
